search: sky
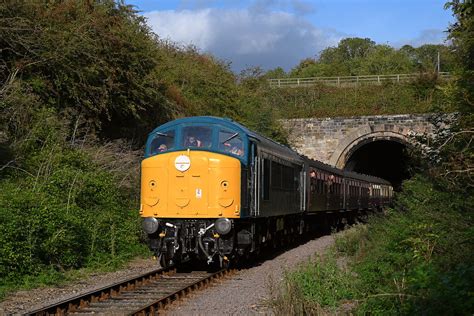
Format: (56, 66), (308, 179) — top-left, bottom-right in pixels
(125, 0), (455, 72)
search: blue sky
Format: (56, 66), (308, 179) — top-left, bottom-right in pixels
(125, 0), (454, 72)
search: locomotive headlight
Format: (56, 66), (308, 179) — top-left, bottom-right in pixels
(142, 217), (159, 234)
(215, 218), (232, 235)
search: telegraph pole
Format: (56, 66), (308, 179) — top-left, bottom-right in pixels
(437, 51), (440, 75)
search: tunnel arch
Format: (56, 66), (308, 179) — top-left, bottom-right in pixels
(330, 131), (412, 169)
(329, 131), (413, 189)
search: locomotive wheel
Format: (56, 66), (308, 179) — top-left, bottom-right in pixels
(159, 253), (172, 268)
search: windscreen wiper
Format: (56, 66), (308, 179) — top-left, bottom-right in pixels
(156, 132), (171, 137)
(222, 132), (239, 143)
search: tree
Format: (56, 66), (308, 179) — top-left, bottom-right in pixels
(265, 67), (287, 79)
(360, 45), (413, 74)
(440, 0), (474, 188)
(0, 0), (176, 141)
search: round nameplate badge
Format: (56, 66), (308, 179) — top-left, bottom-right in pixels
(175, 155), (191, 172)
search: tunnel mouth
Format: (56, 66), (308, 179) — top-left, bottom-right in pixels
(343, 139), (413, 190)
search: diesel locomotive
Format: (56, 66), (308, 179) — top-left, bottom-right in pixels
(140, 117), (392, 267)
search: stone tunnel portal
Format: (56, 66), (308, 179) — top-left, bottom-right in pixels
(343, 139), (412, 190)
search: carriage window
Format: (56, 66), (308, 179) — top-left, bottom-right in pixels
(219, 129), (244, 156)
(183, 126), (212, 148)
(282, 165), (295, 190)
(317, 179), (324, 194)
(310, 169), (317, 193)
(150, 130), (175, 154)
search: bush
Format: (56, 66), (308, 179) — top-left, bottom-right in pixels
(0, 107), (148, 297)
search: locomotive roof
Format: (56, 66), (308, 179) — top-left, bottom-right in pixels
(150, 116), (303, 163)
(149, 116), (255, 137)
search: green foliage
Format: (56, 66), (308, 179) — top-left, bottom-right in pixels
(270, 255), (355, 315)
(0, 0), (175, 140)
(289, 37), (456, 77)
(155, 44), (242, 119)
(334, 224), (368, 257)
(289, 256), (356, 307)
(439, 0), (474, 189)
(353, 177), (473, 314)
(0, 106), (148, 297)
(264, 81), (453, 119)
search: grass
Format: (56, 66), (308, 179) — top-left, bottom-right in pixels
(264, 79), (455, 120)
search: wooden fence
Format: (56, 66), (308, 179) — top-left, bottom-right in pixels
(268, 72), (452, 88)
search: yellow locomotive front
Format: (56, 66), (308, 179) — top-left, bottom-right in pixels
(140, 117), (249, 267)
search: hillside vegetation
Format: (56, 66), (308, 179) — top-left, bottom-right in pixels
(265, 77), (454, 119)
(264, 36), (457, 119)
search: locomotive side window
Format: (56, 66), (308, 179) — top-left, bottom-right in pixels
(183, 126), (212, 148)
(219, 129), (244, 156)
(271, 162), (282, 188)
(150, 129), (175, 154)
(269, 161), (298, 190)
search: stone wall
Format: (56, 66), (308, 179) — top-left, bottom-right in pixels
(281, 113), (451, 168)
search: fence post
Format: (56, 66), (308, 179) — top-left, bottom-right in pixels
(337, 77), (340, 87)
(397, 74), (399, 83)
(297, 78), (300, 86)
(278, 79), (281, 87)
(377, 75), (380, 84)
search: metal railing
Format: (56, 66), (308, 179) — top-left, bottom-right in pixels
(268, 72), (452, 88)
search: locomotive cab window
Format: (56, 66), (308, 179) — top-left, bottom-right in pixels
(219, 129), (244, 157)
(183, 126), (212, 148)
(150, 129), (175, 155)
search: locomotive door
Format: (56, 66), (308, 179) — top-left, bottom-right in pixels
(250, 142), (260, 217)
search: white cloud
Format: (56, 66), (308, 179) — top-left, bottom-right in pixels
(148, 9), (214, 49)
(144, 7), (342, 72)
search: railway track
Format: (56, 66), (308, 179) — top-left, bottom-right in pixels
(26, 267), (232, 315)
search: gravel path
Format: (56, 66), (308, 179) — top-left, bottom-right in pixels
(0, 235), (335, 315)
(166, 234), (335, 315)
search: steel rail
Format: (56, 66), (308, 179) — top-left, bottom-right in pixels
(26, 267), (169, 315)
(25, 267), (231, 316)
(130, 269), (230, 316)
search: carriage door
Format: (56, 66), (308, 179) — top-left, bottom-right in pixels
(300, 167), (306, 211)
